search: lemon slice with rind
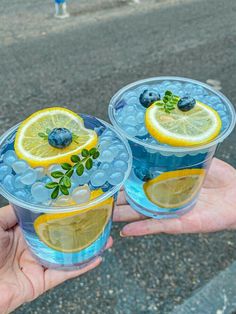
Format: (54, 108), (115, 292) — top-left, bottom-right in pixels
(145, 101), (222, 146)
(34, 189), (113, 253)
(143, 169), (205, 209)
(15, 107), (97, 167)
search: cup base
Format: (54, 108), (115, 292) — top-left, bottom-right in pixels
(29, 241), (107, 271)
(125, 190), (195, 219)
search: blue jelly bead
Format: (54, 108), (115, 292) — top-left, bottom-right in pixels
(35, 167), (45, 179)
(119, 152), (129, 161)
(216, 104), (225, 112)
(103, 130), (114, 137)
(75, 171), (90, 185)
(99, 162), (111, 172)
(221, 117), (229, 128)
(31, 182), (50, 202)
(99, 140), (110, 150)
(113, 160), (128, 172)
(3, 174), (14, 192)
(3, 150), (17, 166)
(40, 176), (51, 184)
(12, 160), (29, 174)
(136, 111), (145, 123)
(208, 96), (221, 105)
(0, 164), (12, 180)
(184, 83), (196, 94)
(20, 169), (37, 185)
(14, 190), (27, 200)
(123, 115), (137, 126)
(124, 105), (137, 115)
(137, 126), (148, 137)
(108, 172), (124, 185)
(90, 170), (107, 187)
(14, 175), (25, 189)
(124, 126), (137, 137)
(99, 150), (115, 163)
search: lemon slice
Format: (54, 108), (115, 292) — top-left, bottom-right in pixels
(34, 190), (113, 253)
(143, 169), (205, 209)
(15, 107), (97, 167)
(145, 101), (222, 146)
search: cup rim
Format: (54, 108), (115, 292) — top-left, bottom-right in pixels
(108, 76), (236, 153)
(0, 115), (132, 213)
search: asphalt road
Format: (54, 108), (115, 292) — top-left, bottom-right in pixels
(0, 0), (236, 313)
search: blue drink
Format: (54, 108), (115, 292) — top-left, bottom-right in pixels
(0, 113), (132, 269)
(54, 0), (69, 18)
(109, 77), (235, 219)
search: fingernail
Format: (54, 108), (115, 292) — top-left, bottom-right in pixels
(120, 231), (127, 237)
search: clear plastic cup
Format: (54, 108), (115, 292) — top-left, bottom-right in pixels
(54, 0), (69, 19)
(109, 77), (236, 219)
(0, 114), (132, 269)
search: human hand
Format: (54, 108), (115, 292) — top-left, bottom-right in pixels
(0, 205), (112, 314)
(114, 158), (236, 236)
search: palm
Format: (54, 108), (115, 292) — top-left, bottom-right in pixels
(114, 158), (236, 236)
(0, 206), (112, 313)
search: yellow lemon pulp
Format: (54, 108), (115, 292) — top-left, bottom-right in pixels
(15, 107), (98, 167)
(145, 101), (222, 147)
(143, 169), (205, 209)
(34, 189), (114, 253)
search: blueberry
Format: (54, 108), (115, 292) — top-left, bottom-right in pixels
(139, 89), (161, 108)
(48, 128), (73, 149)
(177, 96), (196, 112)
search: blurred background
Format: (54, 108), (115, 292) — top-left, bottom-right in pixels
(0, 0), (236, 313)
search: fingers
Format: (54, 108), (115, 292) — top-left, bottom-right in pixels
(44, 257), (102, 291)
(120, 207), (204, 236)
(0, 205), (18, 230)
(105, 236), (113, 249)
(204, 158), (236, 188)
(117, 190), (127, 205)
(113, 205), (146, 222)
(44, 236), (113, 291)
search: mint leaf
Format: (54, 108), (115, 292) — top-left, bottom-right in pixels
(38, 132), (47, 139)
(85, 158), (93, 170)
(71, 155), (80, 163)
(45, 182), (58, 189)
(61, 163), (72, 170)
(60, 185), (69, 195)
(66, 168), (74, 178)
(51, 171), (64, 178)
(93, 151), (100, 159)
(89, 148), (97, 156)
(76, 164), (84, 176)
(63, 176), (71, 188)
(51, 186), (59, 199)
(81, 149), (89, 158)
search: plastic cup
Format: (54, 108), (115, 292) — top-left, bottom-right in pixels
(109, 77), (236, 219)
(0, 114), (132, 269)
(54, 0), (69, 19)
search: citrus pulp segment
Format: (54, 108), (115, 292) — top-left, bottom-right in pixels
(34, 190), (114, 253)
(143, 169), (205, 208)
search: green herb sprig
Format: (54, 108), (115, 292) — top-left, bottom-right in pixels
(45, 147), (100, 199)
(154, 90), (179, 113)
